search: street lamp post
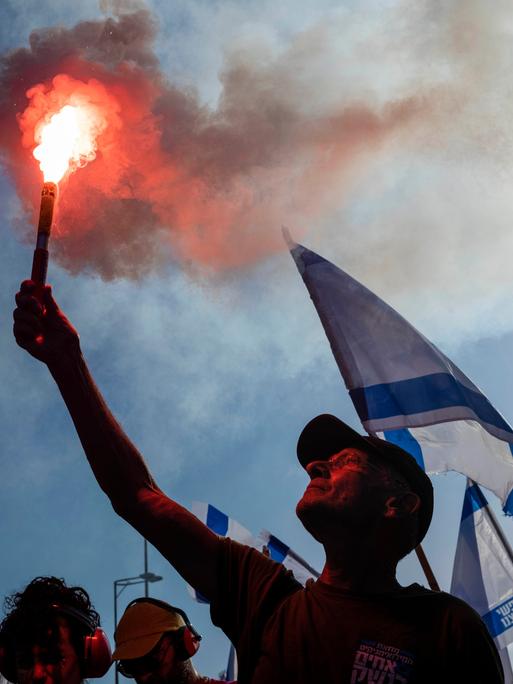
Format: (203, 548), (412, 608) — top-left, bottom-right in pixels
(113, 540), (162, 684)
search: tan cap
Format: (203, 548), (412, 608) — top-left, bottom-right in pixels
(112, 601), (186, 660)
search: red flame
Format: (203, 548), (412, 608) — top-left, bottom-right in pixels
(19, 74), (120, 184)
(33, 104), (106, 183)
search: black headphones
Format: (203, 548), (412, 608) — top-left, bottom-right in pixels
(120, 598), (202, 662)
(0, 602), (112, 682)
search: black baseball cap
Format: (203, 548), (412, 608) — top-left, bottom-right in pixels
(297, 414), (433, 545)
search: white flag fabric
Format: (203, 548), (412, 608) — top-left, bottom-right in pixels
(501, 650), (513, 684)
(224, 644), (238, 682)
(451, 480), (513, 680)
(288, 237), (513, 513)
(256, 530), (320, 585)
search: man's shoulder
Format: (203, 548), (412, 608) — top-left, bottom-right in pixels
(214, 536), (303, 616)
(402, 583), (478, 606)
(401, 584), (487, 623)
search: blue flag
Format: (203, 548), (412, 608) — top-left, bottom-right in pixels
(287, 234), (513, 513)
(451, 480), (513, 680)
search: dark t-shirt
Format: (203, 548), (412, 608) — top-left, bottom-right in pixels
(210, 538), (504, 684)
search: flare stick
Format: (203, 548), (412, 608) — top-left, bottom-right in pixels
(31, 181), (57, 289)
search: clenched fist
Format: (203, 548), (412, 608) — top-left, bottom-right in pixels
(13, 281), (80, 366)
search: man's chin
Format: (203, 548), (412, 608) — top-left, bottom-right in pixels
(296, 497), (327, 541)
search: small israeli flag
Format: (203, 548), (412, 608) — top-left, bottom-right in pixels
(451, 480), (513, 681)
(189, 503), (320, 593)
(190, 503), (319, 681)
(188, 502), (255, 603)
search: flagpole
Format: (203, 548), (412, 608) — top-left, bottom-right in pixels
(414, 545), (440, 591)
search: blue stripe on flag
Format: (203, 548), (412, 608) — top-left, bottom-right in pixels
(267, 534), (289, 563)
(206, 504), (229, 536)
(504, 491), (513, 516)
(383, 429), (425, 470)
(504, 450), (513, 514)
(482, 596), (513, 639)
(461, 483), (488, 521)
(350, 373), (513, 435)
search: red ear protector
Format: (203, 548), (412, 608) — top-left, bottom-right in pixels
(0, 602), (112, 682)
(124, 598), (201, 661)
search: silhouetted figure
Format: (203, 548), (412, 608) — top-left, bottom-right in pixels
(13, 282), (504, 683)
(0, 576), (111, 683)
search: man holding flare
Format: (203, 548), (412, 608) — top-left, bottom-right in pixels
(13, 280), (503, 683)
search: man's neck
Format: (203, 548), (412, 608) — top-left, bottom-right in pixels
(319, 532), (400, 594)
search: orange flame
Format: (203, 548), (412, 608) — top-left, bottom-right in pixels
(33, 103), (106, 183)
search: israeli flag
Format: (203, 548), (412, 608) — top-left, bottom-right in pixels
(188, 502), (256, 603)
(451, 481), (513, 681)
(287, 235), (513, 513)
(191, 501), (255, 546)
(256, 530), (320, 585)
(190, 503), (320, 588)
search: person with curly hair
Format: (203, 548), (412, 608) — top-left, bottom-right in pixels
(0, 576), (111, 684)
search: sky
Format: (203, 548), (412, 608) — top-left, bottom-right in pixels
(2, 0), (513, 679)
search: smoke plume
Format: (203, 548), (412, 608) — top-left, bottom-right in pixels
(1, 0), (513, 298)
(0, 4), (436, 279)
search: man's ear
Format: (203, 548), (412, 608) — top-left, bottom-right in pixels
(384, 492), (421, 519)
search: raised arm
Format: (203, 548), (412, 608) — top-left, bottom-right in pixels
(13, 281), (220, 600)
